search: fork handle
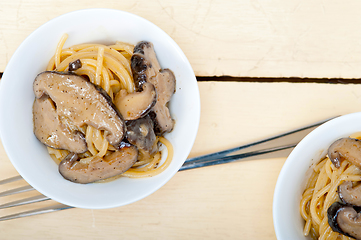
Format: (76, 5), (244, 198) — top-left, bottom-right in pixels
(179, 143), (296, 171)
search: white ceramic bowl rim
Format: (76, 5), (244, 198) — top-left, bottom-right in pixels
(0, 8), (200, 209)
(273, 113), (361, 239)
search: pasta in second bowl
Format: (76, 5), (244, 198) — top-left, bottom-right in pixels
(0, 9), (200, 209)
(273, 113), (361, 240)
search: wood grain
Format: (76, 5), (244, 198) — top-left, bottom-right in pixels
(2, 0), (361, 78)
(2, 81), (361, 239)
(2, 0), (361, 238)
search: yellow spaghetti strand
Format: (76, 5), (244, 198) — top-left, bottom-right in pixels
(55, 34), (68, 69)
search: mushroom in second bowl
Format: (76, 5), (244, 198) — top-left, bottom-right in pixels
(327, 202), (361, 240)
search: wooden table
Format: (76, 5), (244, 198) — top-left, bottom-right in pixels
(2, 1), (361, 239)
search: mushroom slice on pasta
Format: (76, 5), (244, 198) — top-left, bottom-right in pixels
(131, 41), (176, 135)
(33, 71), (125, 149)
(114, 82), (157, 120)
(33, 96), (87, 153)
(59, 143), (138, 184)
(338, 181), (361, 206)
(126, 115), (158, 157)
(327, 202), (361, 239)
(328, 138), (361, 168)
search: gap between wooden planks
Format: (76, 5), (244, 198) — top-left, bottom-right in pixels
(2, 72), (361, 83)
(198, 76), (361, 84)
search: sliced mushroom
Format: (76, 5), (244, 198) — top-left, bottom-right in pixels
(33, 97), (87, 153)
(131, 41), (176, 135)
(59, 143), (138, 183)
(33, 71), (125, 148)
(328, 138), (361, 168)
(328, 202), (361, 239)
(126, 115), (158, 156)
(132, 42), (157, 90)
(68, 59), (82, 71)
(338, 181), (361, 206)
(114, 82), (156, 120)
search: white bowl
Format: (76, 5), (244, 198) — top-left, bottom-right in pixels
(0, 9), (200, 209)
(273, 113), (361, 239)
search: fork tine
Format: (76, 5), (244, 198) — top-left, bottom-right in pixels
(0, 185), (34, 197)
(0, 194), (50, 209)
(0, 175), (23, 185)
(0, 175), (72, 221)
(0, 204), (74, 221)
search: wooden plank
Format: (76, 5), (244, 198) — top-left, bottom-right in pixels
(1, 81), (361, 239)
(2, 0), (361, 78)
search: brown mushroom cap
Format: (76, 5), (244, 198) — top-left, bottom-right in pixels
(33, 97), (87, 153)
(131, 41), (176, 135)
(126, 115), (158, 156)
(328, 138), (361, 168)
(338, 181), (361, 206)
(33, 71), (125, 149)
(114, 82), (156, 120)
(328, 202), (361, 239)
(59, 143), (138, 184)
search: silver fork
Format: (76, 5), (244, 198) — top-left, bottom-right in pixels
(0, 116), (338, 221)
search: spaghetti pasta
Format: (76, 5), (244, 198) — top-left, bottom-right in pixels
(44, 34), (174, 179)
(300, 136), (361, 240)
